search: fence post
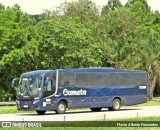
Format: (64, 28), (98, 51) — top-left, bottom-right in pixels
(22, 118), (24, 130)
(102, 114), (106, 130)
(62, 116), (66, 130)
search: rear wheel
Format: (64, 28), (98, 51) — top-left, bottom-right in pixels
(108, 99), (121, 111)
(55, 101), (66, 114)
(90, 108), (102, 112)
(36, 110), (46, 115)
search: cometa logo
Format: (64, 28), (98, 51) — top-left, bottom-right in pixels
(63, 89), (87, 96)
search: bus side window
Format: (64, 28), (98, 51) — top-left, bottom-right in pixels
(44, 74), (56, 92)
(44, 80), (53, 91)
(52, 77), (56, 91)
(63, 81), (70, 87)
(47, 80), (52, 91)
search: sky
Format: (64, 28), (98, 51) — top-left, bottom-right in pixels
(0, 0), (160, 15)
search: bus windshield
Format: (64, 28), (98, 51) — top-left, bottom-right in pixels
(18, 77), (42, 98)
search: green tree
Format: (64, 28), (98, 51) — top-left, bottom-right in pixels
(102, 0), (123, 15)
(0, 4), (37, 101)
(37, 0), (102, 69)
(36, 17), (102, 69)
(125, 0), (151, 13)
(124, 1), (160, 99)
(99, 8), (139, 68)
(40, 0), (99, 28)
(128, 13), (160, 99)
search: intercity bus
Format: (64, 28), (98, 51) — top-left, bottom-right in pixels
(12, 68), (148, 114)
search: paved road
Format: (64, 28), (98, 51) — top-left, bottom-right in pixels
(0, 106), (160, 121)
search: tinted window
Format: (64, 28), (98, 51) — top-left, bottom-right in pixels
(59, 73), (75, 87)
(44, 73), (56, 97)
(58, 72), (147, 87)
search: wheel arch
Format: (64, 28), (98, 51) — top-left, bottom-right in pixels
(112, 97), (121, 102)
(58, 99), (68, 108)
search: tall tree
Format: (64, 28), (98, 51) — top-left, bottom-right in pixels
(99, 8), (139, 68)
(117, 3), (160, 99)
(128, 12), (160, 99)
(36, 17), (102, 69)
(125, 0), (151, 14)
(40, 0), (99, 27)
(0, 4), (37, 101)
(102, 0), (123, 15)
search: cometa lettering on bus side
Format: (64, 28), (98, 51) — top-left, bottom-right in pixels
(63, 89), (87, 96)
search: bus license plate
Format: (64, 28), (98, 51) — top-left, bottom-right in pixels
(24, 105), (28, 108)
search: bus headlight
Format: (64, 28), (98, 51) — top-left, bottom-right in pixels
(33, 100), (39, 104)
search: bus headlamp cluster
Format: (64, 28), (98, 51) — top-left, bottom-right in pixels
(33, 100), (39, 104)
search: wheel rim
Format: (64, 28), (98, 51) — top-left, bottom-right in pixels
(58, 104), (65, 111)
(114, 100), (120, 109)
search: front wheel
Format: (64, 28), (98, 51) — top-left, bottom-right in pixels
(55, 101), (66, 114)
(90, 108), (102, 112)
(108, 99), (121, 111)
(36, 110), (46, 115)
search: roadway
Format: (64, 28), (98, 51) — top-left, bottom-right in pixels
(0, 106), (160, 121)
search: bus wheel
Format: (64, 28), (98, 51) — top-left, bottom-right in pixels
(108, 99), (121, 111)
(56, 101), (66, 114)
(90, 108), (102, 112)
(36, 110), (46, 115)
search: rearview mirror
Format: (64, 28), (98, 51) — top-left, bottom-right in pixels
(12, 78), (19, 88)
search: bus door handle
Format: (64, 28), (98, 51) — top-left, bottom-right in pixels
(55, 95), (60, 97)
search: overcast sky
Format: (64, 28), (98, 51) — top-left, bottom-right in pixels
(0, 0), (160, 15)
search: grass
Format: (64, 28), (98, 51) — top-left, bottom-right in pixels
(132, 100), (160, 107)
(0, 106), (35, 114)
(0, 117), (160, 130)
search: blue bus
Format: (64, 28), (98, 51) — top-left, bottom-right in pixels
(12, 68), (148, 115)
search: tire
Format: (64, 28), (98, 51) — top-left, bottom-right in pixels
(55, 101), (66, 114)
(90, 108), (102, 112)
(108, 98), (121, 111)
(36, 110), (46, 115)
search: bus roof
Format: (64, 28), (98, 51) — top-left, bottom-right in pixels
(21, 70), (56, 77)
(21, 68), (146, 77)
(58, 67), (145, 73)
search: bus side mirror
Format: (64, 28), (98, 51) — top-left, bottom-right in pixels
(12, 78), (19, 88)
